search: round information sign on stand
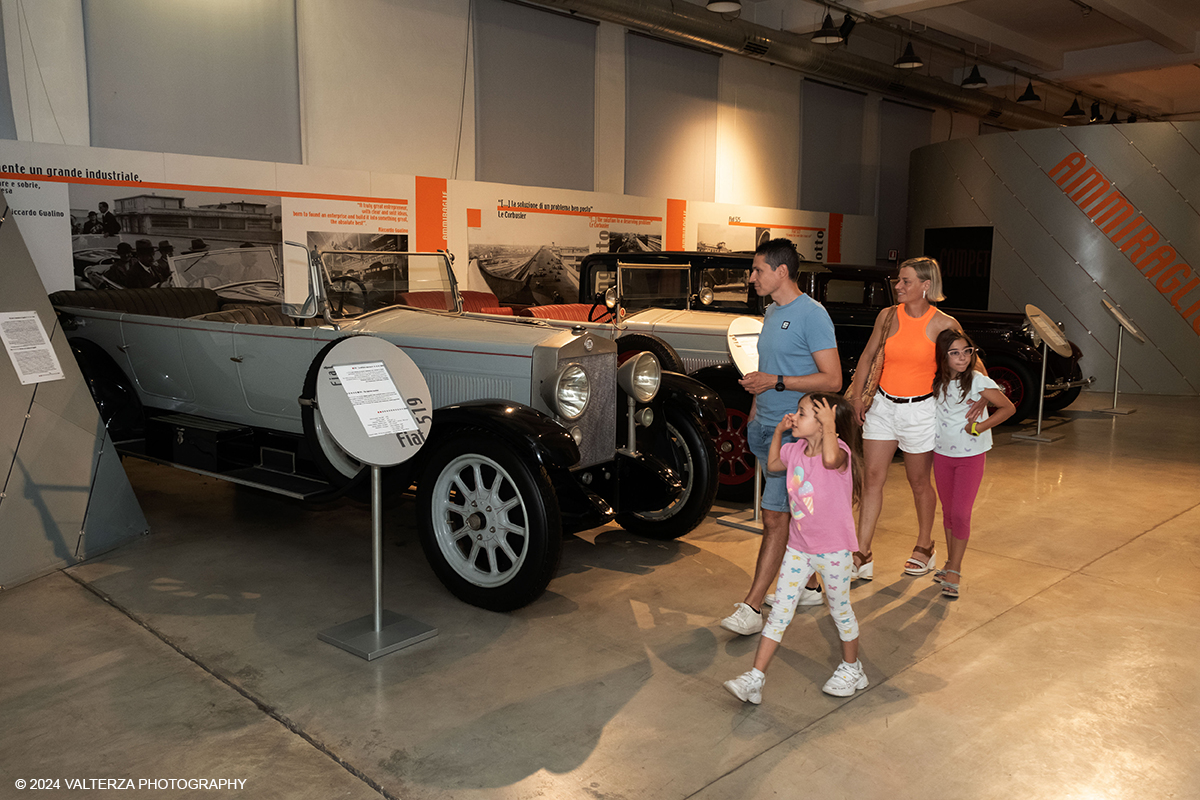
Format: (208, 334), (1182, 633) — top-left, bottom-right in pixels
(1012, 304), (1067, 444)
(726, 316), (764, 377)
(1095, 298), (1145, 415)
(314, 336), (437, 660)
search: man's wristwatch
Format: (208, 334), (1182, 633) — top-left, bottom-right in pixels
(774, 376), (785, 392)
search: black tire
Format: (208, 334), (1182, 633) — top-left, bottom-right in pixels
(615, 409), (718, 540)
(714, 385), (755, 502)
(417, 431), (562, 611)
(987, 356), (1037, 423)
(1042, 364), (1083, 414)
(300, 338), (369, 485)
(616, 333), (686, 373)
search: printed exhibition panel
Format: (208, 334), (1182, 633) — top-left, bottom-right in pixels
(909, 121), (1200, 395)
(0, 139), (874, 306)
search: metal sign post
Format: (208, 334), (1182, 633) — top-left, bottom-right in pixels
(1094, 299), (1144, 416)
(313, 337), (438, 660)
(1013, 304), (1071, 444)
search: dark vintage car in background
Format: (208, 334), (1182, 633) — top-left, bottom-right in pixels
(564, 251), (1092, 499)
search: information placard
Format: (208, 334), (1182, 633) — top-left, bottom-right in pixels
(0, 311), (64, 385)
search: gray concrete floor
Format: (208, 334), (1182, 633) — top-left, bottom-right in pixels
(2, 393), (1198, 800)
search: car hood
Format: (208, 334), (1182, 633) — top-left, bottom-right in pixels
(339, 307), (569, 354)
(625, 307), (740, 332)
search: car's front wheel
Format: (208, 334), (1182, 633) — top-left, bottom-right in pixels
(714, 386), (755, 502)
(417, 432), (562, 611)
(616, 409), (718, 540)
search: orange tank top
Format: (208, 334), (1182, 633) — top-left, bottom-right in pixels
(880, 304), (937, 397)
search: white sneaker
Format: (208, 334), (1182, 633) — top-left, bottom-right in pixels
(822, 660), (869, 697)
(763, 593), (776, 607)
(720, 602), (764, 635)
(799, 586), (823, 606)
(724, 670), (764, 704)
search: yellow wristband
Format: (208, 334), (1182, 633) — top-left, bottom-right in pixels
(969, 421), (980, 436)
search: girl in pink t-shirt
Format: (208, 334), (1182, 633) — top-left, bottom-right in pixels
(724, 393), (867, 704)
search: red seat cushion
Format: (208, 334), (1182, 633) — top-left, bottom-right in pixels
(519, 304), (594, 321)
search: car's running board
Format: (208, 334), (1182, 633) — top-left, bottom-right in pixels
(117, 445), (339, 500)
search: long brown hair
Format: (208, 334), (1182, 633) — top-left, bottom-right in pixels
(932, 329), (978, 402)
(806, 392), (863, 505)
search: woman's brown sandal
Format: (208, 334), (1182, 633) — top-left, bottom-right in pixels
(903, 544), (937, 576)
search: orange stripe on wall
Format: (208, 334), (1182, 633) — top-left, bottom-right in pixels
(666, 199), (686, 250)
(415, 176), (448, 251)
(827, 213), (843, 263)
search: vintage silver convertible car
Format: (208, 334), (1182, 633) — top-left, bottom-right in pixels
(50, 247), (722, 611)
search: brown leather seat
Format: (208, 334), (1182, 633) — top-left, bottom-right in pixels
(49, 287), (221, 318)
(190, 305), (294, 326)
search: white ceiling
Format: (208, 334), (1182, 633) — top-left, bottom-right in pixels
(740, 0), (1200, 122)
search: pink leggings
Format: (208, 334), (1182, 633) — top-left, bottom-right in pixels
(933, 452), (986, 541)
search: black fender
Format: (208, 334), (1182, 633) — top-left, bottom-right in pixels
(427, 400), (581, 472)
(655, 371), (725, 429)
(67, 338), (144, 439)
(689, 362), (743, 393)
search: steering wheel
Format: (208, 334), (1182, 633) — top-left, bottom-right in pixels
(329, 276), (368, 316)
(587, 299), (614, 323)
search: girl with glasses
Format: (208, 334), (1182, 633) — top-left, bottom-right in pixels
(930, 329), (1015, 598)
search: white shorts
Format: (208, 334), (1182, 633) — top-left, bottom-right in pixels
(862, 392), (935, 453)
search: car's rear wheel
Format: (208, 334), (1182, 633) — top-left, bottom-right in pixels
(615, 409), (717, 540)
(418, 432), (562, 611)
(987, 356), (1036, 423)
(714, 386), (755, 502)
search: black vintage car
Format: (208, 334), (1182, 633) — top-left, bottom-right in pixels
(572, 251), (1092, 499)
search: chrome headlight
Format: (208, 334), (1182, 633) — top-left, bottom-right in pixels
(542, 363), (590, 420)
(617, 352), (660, 402)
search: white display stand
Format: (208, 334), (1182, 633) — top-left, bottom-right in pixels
(1094, 298), (1145, 416)
(314, 336), (438, 660)
(1012, 304), (1072, 444)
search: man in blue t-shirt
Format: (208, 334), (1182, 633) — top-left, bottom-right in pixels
(720, 238), (842, 636)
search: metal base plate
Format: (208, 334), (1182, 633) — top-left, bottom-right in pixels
(318, 610), (438, 660)
(716, 509), (764, 533)
(1095, 407), (1136, 415)
(1011, 431), (1064, 444)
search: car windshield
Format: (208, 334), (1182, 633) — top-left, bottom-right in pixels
(172, 247), (279, 287)
(319, 250), (457, 317)
(699, 266), (758, 312)
(617, 263), (691, 312)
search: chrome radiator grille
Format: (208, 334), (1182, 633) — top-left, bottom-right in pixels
(567, 350), (616, 468)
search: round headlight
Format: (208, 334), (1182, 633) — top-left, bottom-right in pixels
(698, 286), (714, 306)
(617, 351), (661, 403)
(604, 286), (619, 309)
(542, 363), (590, 420)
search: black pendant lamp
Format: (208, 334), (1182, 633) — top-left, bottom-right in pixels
(706, 1), (741, 13)
(1063, 97), (1086, 118)
(894, 42), (923, 69)
(961, 65), (987, 89)
(812, 12), (843, 44)
(1017, 80), (1041, 104)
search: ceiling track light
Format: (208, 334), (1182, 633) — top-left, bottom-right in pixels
(812, 12), (843, 45)
(838, 14), (856, 42)
(894, 42), (923, 70)
(1017, 80), (1041, 103)
(1063, 97), (1086, 118)
(961, 64), (988, 90)
(1089, 101), (1103, 123)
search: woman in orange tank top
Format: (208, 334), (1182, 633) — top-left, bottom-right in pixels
(844, 258), (983, 579)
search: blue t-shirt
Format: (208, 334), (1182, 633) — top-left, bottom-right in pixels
(754, 293), (838, 426)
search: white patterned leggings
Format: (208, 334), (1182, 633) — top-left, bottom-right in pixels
(762, 547), (859, 644)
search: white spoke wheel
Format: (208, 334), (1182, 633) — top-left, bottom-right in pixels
(616, 410), (717, 540)
(418, 433), (562, 611)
